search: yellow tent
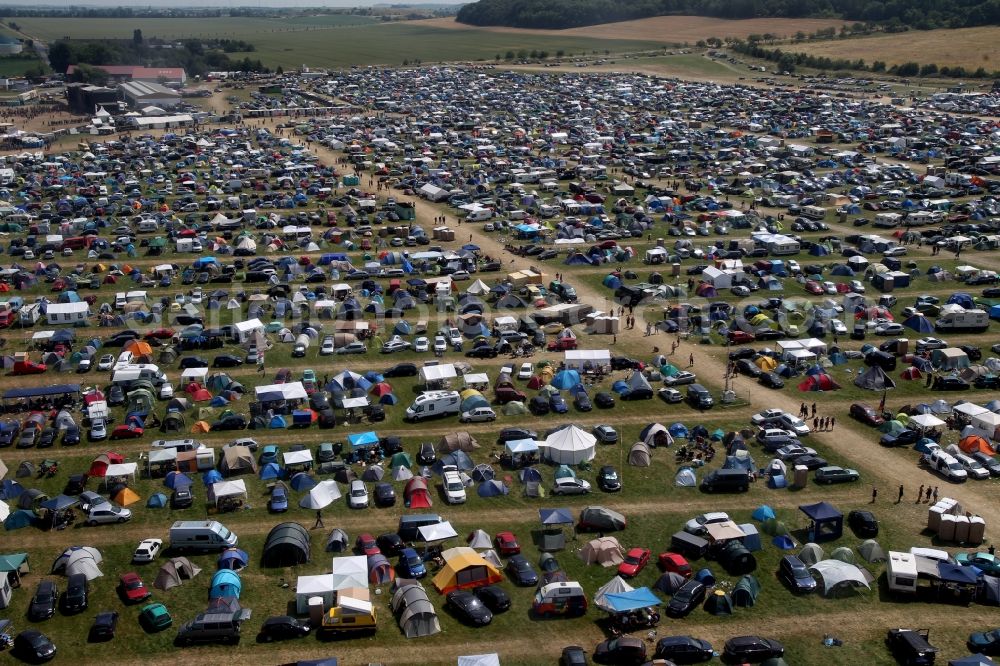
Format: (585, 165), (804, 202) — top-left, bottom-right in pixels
(113, 487), (141, 507)
(431, 547), (502, 595)
(538, 366), (555, 381)
(460, 388), (484, 402)
(191, 420), (211, 434)
(754, 356), (778, 371)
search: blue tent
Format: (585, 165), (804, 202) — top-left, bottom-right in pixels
(830, 265), (854, 276)
(809, 245), (830, 256)
(903, 314), (934, 332)
(539, 508), (574, 525)
(668, 423), (689, 438)
(772, 535), (796, 550)
(209, 569), (242, 600)
(477, 480), (509, 497)
(695, 568), (716, 586)
(434, 451), (473, 472)
(290, 472), (317, 491)
(209, 396), (229, 407)
(147, 493), (167, 508)
(348, 431), (379, 449)
(4, 509), (35, 530)
(603, 587), (661, 613)
(752, 505), (776, 521)
(379, 393), (399, 405)
(259, 463), (281, 480)
(829, 352), (848, 365)
(520, 467), (542, 484)
(164, 471), (192, 489)
(218, 548), (249, 571)
(611, 380), (629, 395)
(948, 293), (974, 309)
(203, 469), (223, 486)
(551, 370), (581, 390)
(724, 454), (755, 472)
(0, 479), (24, 500)
(805, 364), (825, 376)
(991, 305), (1000, 321)
(269, 415), (287, 429)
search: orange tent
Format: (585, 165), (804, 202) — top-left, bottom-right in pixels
(113, 487), (141, 507)
(191, 420), (211, 434)
(124, 340), (153, 357)
(959, 435), (996, 456)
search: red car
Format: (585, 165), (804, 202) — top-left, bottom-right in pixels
(849, 403), (885, 426)
(111, 425), (144, 440)
(144, 328), (176, 340)
(119, 572), (151, 603)
(494, 531), (521, 556)
(804, 281), (824, 295)
(355, 533), (380, 556)
(658, 552), (693, 579)
(617, 547), (651, 578)
(727, 330), (755, 345)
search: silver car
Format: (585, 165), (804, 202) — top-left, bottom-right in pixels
(347, 480), (369, 509)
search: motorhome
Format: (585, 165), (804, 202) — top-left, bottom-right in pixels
(801, 205), (827, 220)
(405, 390), (461, 422)
(886, 551), (918, 595)
(935, 309), (989, 333)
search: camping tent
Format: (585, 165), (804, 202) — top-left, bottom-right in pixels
(218, 548), (249, 571)
(799, 543), (825, 566)
(654, 571), (687, 595)
(220, 446), (257, 476)
(295, 574), (335, 614)
(732, 574), (761, 607)
(262, 522), (311, 567)
(628, 442), (651, 466)
(809, 559), (871, 595)
(675, 467), (696, 487)
(51, 546), (103, 580)
(405, 477), (433, 508)
(299, 480), (341, 509)
(326, 528), (349, 553)
(209, 569), (242, 600)
(855, 365), (896, 391)
(859, 539), (887, 563)
(440, 431), (478, 453)
(703, 589), (734, 615)
(432, 547), (502, 594)
(593, 575), (634, 612)
(542, 426), (596, 464)
(578, 537), (625, 567)
(153, 557), (201, 590)
(718, 540), (756, 575)
(368, 553), (395, 585)
(391, 582), (441, 638)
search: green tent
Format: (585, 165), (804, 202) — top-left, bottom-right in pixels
(733, 574), (761, 608)
(390, 452), (412, 469)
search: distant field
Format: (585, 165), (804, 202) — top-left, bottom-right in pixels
(421, 15), (850, 43)
(0, 57), (44, 77)
(790, 26), (1000, 70)
(513, 53), (744, 82)
(14, 14), (377, 42)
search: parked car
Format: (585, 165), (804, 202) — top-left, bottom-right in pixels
(119, 572), (151, 603)
(506, 554), (539, 586)
(723, 636), (784, 662)
(552, 477), (591, 495)
(14, 630), (56, 662)
(593, 636), (646, 664)
(592, 425), (618, 444)
(269, 485), (289, 512)
(257, 616), (310, 643)
(758, 372), (784, 389)
(473, 585), (510, 613)
(617, 548), (651, 578)
(778, 555), (817, 594)
(87, 503), (132, 525)
(398, 547), (426, 579)
(654, 635), (714, 664)
(850, 402), (885, 426)
(684, 512), (730, 535)
(374, 482), (396, 507)
(561, 645), (589, 666)
(29, 580), (58, 621)
(89, 611), (119, 642)
(446, 590), (492, 626)
(968, 627), (1000, 656)
(133, 538), (163, 563)
(597, 465), (622, 492)
(347, 480), (369, 509)
(815, 466), (860, 484)
(666, 580), (705, 618)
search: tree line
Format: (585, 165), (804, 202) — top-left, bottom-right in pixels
(456, 0), (1000, 30)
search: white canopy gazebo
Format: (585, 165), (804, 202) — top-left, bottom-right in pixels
(542, 425), (597, 465)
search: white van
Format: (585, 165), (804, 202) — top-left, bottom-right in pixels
(405, 390), (461, 422)
(924, 449), (967, 482)
(466, 208), (493, 222)
(151, 438), (204, 452)
(169, 520), (238, 552)
(801, 205), (827, 220)
(137, 220), (159, 233)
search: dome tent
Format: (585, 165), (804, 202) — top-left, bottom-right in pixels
(262, 522), (311, 567)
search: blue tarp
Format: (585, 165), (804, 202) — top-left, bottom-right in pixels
(604, 587), (661, 613)
(938, 562), (978, 584)
(348, 431), (379, 449)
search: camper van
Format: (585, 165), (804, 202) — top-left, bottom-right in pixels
(935, 309), (989, 333)
(321, 597), (377, 635)
(533, 582), (588, 618)
(405, 390), (461, 422)
(111, 365), (167, 387)
(801, 205), (827, 220)
(886, 551), (918, 595)
(151, 439), (204, 452)
(874, 213), (902, 228)
(169, 521), (238, 552)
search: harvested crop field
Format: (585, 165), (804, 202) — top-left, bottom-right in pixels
(420, 15), (849, 43)
(789, 26), (1000, 70)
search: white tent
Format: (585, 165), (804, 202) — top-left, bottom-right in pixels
(542, 425), (596, 464)
(330, 555), (368, 590)
(420, 364), (457, 384)
(564, 349), (611, 370)
(295, 574), (335, 613)
(465, 279), (491, 295)
(466, 529), (492, 550)
(104, 462), (138, 484)
(0, 499), (8, 521)
(909, 413), (946, 429)
(458, 655), (501, 666)
(418, 521), (458, 543)
(282, 450), (314, 467)
(208, 479), (247, 507)
(809, 559), (871, 596)
(300, 479), (341, 509)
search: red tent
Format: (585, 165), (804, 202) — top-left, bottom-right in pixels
(88, 452), (124, 477)
(371, 382), (393, 397)
(797, 374), (840, 392)
(404, 477), (433, 509)
(899, 367), (922, 380)
(959, 435), (996, 456)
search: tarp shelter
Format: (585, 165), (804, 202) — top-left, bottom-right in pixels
(154, 557), (201, 590)
(458, 654), (500, 666)
(208, 479), (247, 507)
(432, 547), (502, 594)
(601, 587), (661, 614)
(594, 575), (634, 612)
(418, 521), (458, 544)
(391, 581), (441, 638)
(579, 537), (625, 567)
(330, 556), (368, 591)
(262, 522), (311, 567)
(809, 560), (871, 596)
(542, 425), (596, 464)
(296, 574), (335, 614)
(220, 446), (257, 476)
(800, 501), (843, 542)
(299, 480), (341, 509)
(732, 574), (761, 607)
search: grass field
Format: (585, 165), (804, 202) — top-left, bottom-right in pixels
(0, 56), (44, 77)
(789, 26), (1000, 70)
(419, 16), (850, 43)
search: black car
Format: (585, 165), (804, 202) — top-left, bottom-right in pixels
(594, 392), (615, 409)
(611, 356), (641, 371)
(933, 376), (970, 391)
(758, 372), (785, 389)
(171, 487), (194, 509)
(15, 630), (56, 662)
(958, 345), (982, 362)
(416, 441), (437, 465)
(847, 510), (879, 538)
(735, 359), (762, 377)
(178, 356), (208, 369)
(383, 363), (418, 378)
(465, 345), (498, 359)
(886, 629), (938, 666)
(597, 465), (622, 492)
(64, 474), (88, 496)
(257, 615), (310, 642)
(446, 590), (493, 626)
(975, 375), (1000, 389)
(104, 331), (139, 347)
(560, 645), (589, 666)
(574, 392), (593, 412)
(880, 428), (920, 447)
(376, 533), (405, 557)
(62, 574), (89, 613)
(778, 555), (817, 594)
(61, 426), (81, 446)
(37, 428), (57, 448)
(374, 482), (396, 507)
(0, 422), (17, 446)
(211, 415), (247, 431)
(754, 329), (784, 341)
(107, 384), (126, 406)
(506, 554), (539, 586)
(89, 611), (119, 642)
(29, 580), (58, 621)
(498, 428), (538, 444)
(728, 348), (757, 361)
(983, 287), (1000, 298)
(723, 635), (784, 662)
(666, 580), (705, 618)
(593, 636), (647, 665)
(211, 354), (243, 368)
(654, 635), (714, 664)
(792, 454), (828, 470)
(529, 396), (550, 415)
(473, 585), (511, 613)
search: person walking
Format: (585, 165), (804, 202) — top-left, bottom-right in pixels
(830, 416), (835, 429)
(917, 484), (924, 503)
(925, 486), (932, 502)
(811, 402), (817, 418)
(897, 485), (904, 503)
(689, 353), (694, 368)
(932, 486), (939, 502)
(813, 417), (819, 431)
(313, 510), (324, 529)
(871, 486), (878, 503)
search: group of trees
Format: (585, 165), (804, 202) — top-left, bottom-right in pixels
(456, 0), (1000, 30)
(48, 37), (268, 79)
